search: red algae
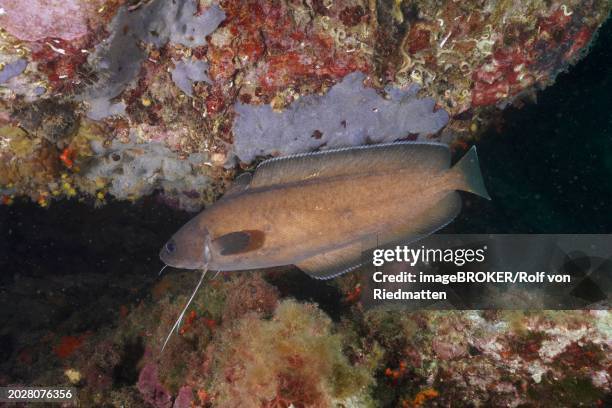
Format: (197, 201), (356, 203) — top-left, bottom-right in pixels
(178, 310), (198, 335)
(30, 38), (90, 93)
(344, 283), (362, 304)
(471, 6), (600, 108)
(553, 341), (606, 371)
(59, 147), (75, 168)
(54, 334), (86, 359)
(385, 360), (409, 384)
(221, 273), (279, 321)
(212, 0), (371, 98)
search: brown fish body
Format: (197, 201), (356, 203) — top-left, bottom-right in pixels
(160, 142), (490, 279)
(203, 170), (451, 270)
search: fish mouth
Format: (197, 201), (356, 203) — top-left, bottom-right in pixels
(159, 247), (173, 266)
(159, 239), (178, 266)
(158, 249), (203, 270)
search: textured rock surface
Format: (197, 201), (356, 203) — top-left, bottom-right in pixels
(1, 263), (609, 406)
(0, 0), (610, 208)
(0, 0), (97, 41)
(82, 0), (225, 120)
(85, 135), (211, 211)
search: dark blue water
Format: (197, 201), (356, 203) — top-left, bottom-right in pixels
(453, 19), (612, 234)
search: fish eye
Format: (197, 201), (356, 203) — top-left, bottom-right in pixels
(165, 240), (176, 254)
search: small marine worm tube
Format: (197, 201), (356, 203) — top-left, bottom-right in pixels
(476, 39), (495, 55)
(439, 31), (452, 48)
(561, 5), (573, 16)
(345, 42), (357, 53)
(320, 15), (331, 30)
(336, 28), (346, 41)
(421, 69), (436, 85)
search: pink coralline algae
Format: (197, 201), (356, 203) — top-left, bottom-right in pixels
(0, 0), (97, 41)
(137, 363), (173, 408)
(172, 386), (193, 408)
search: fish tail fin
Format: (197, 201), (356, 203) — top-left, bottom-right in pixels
(451, 146), (491, 200)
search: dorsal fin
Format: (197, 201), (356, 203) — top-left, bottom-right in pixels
(222, 172), (252, 198)
(297, 192), (460, 280)
(251, 142), (450, 188)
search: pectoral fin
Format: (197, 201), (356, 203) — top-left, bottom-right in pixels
(222, 172), (252, 198)
(213, 230), (265, 255)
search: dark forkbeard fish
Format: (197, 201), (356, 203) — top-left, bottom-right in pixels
(158, 141), (490, 349)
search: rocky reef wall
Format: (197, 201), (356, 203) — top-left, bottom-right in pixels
(0, 0), (610, 209)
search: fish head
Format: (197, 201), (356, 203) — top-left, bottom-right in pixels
(160, 217), (212, 269)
